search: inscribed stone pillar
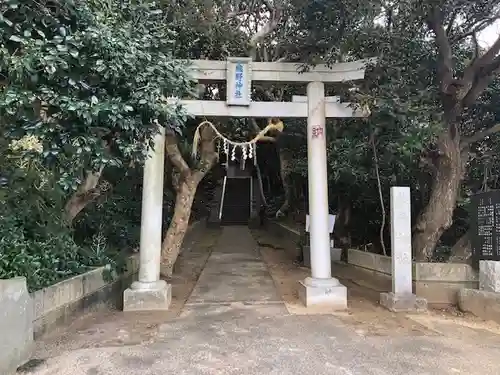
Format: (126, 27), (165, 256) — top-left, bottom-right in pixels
(0, 277), (33, 375)
(380, 187), (427, 312)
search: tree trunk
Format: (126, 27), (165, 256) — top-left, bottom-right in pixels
(64, 167), (105, 224)
(160, 178), (198, 277)
(412, 135), (465, 261)
(448, 230), (472, 263)
(276, 148), (292, 218)
(160, 125), (217, 278)
(334, 198), (352, 262)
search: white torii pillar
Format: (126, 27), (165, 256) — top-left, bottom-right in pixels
(297, 82), (347, 309)
(123, 125), (171, 311)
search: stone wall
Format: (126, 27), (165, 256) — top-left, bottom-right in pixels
(457, 261), (500, 324)
(458, 289), (500, 324)
(267, 221), (302, 259)
(31, 255), (139, 339)
(413, 262), (478, 306)
(267, 221), (478, 306)
(32, 219), (205, 337)
(1, 220), (206, 373)
(347, 249), (478, 306)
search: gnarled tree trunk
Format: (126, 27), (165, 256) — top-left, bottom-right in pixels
(160, 177), (198, 277)
(160, 125), (217, 278)
(412, 135), (465, 261)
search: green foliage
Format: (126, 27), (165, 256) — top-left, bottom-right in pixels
(74, 166), (144, 250)
(0, 0), (194, 290)
(0, 0), (194, 191)
(0, 145), (121, 291)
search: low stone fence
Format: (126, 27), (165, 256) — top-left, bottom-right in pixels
(267, 220), (302, 259)
(267, 220), (478, 307)
(31, 254), (139, 338)
(31, 219), (205, 338)
(458, 289), (500, 324)
(347, 249), (478, 306)
(0, 255), (139, 374)
(0, 219), (208, 374)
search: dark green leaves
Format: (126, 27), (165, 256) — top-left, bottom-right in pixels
(0, 0), (195, 192)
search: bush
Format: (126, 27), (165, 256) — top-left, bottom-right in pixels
(0, 150), (123, 291)
(0, 0), (192, 290)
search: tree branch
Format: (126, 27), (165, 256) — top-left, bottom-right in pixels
(370, 129), (387, 256)
(192, 122), (218, 184)
(451, 16), (500, 44)
(461, 34), (500, 96)
(428, 8), (455, 93)
(445, 8), (460, 36)
(461, 123), (500, 148)
(248, 0), (283, 60)
(463, 55), (500, 105)
(165, 133), (190, 176)
(250, 118), (276, 142)
(64, 166), (105, 224)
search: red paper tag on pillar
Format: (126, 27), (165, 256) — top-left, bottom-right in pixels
(312, 125), (324, 139)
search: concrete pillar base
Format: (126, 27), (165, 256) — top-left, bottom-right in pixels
(123, 280), (171, 312)
(380, 292), (427, 313)
(298, 277), (347, 310)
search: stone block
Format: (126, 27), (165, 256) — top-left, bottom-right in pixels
(347, 249), (392, 275)
(331, 247), (342, 262)
(414, 280), (478, 306)
(123, 281), (171, 312)
(0, 277), (34, 375)
(302, 246), (342, 267)
(414, 262), (478, 282)
(380, 292), (427, 312)
(479, 260), (500, 292)
(458, 288), (500, 324)
(298, 277), (347, 309)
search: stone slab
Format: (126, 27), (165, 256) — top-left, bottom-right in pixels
(414, 280), (478, 307)
(298, 280), (347, 309)
(187, 226), (282, 304)
(347, 249), (392, 275)
(479, 260), (500, 292)
(123, 284), (172, 312)
(415, 262), (478, 282)
(458, 288), (500, 324)
(380, 292), (427, 312)
(0, 277), (33, 375)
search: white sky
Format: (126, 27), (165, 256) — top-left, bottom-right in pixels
(476, 21), (499, 47)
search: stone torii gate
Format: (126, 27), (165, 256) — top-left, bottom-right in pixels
(123, 57), (370, 311)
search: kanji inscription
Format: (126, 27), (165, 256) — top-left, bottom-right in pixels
(311, 125), (324, 139)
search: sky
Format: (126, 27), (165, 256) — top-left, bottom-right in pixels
(478, 21), (500, 47)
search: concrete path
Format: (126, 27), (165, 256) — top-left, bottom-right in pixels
(183, 226), (285, 313)
(20, 226), (500, 375)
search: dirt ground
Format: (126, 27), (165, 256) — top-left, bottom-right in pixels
(253, 228), (500, 340)
(30, 225), (500, 363)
